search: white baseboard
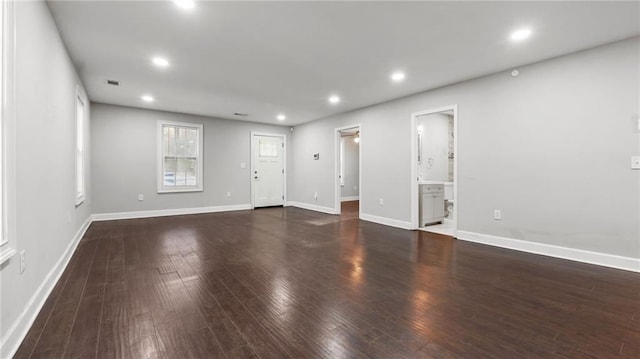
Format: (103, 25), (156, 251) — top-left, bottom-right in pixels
(360, 213), (412, 230)
(1, 216), (93, 359)
(341, 196), (359, 202)
(287, 201), (337, 215)
(92, 204), (252, 221)
(456, 230), (640, 273)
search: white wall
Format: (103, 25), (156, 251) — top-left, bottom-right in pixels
(0, 1), (92, 357)
(290, 37), (640, 263)
(91, 103), (292, 215)
(341, 135), (360, 199)
(417, 113), (449, 182)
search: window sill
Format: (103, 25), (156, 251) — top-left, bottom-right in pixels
(0, 247), (17, 266)
(158, 188), (204, 194)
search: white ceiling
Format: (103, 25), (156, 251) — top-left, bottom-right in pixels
(47, 1), (639, 126)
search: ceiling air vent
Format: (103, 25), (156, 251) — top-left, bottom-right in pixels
(234, 113), (248, 117)
(106, 79), (120, 86)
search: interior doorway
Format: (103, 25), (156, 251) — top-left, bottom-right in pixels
(334, 124), (361, 218)
(251, 132), (286, 208)
(410, 106), (458, 237)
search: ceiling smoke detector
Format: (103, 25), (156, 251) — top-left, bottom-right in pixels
(106, 79), (120, 86)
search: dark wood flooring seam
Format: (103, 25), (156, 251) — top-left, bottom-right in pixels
(59, 239), (101, 358)
(92, 237), (112, 359)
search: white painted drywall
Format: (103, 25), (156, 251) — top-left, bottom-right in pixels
(417, 113), (449, 182)
(290, 37), (640, 259)
(0, 1), (92, 356)
(90, 103), (292, 214)
(341, 136), (360, 199)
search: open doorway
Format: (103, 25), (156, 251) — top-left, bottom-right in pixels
(411, 106), (457, 237)
(334, 125), (361, 219)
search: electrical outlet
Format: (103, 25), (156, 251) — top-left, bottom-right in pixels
(314, 192), (318, 200)
(240, 162), (246, 169)
(226, 191), (231, 197)
(632, 156), (640, 170)
(379, 198), (384, 206)
(138, 194), (144, 201)
(354, 185), (358, 191)
(20, 250), (25, 274)
(494, 210), (502, 220)
(67, 212), (71, 224)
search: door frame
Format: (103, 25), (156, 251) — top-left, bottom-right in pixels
(334, 124), (362, 217)
(410, 105), (458, 233)
(250, 131), (287, 209)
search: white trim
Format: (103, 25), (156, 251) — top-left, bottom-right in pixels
(334, 124), (361, 218)
(157, 120), (204, 193)
(339, 137), (345, 186)
(157, 188), (204, 194)
(360, 213), (413, 230)
(250, 132), (287, 208)
(341, 196), (359, 202)
(74, 86), (87, 206)
(0, 0), (16, 268)
(1, 216), (92, 359)
(410, 105), (458, 231)
(287, 201), (337, 215)
(457, 230), (640, 273)
(0, 246), (15, 264)
(92, 204), (251, 221)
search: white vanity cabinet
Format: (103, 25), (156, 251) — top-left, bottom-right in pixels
(420, 183), (445, 226)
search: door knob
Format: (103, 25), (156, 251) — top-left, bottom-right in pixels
(254, 176), (259, 180)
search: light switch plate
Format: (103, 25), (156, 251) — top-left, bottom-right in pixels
(632, 156), (640, 170)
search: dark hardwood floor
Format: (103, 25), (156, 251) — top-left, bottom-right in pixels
(14, 206), (640, 358)
(341, 201), (359, 220)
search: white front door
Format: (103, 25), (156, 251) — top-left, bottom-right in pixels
(252, 134), (284, 207)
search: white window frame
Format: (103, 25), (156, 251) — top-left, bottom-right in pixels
(74, 87), (87, 206)
(0, 0), (16, 265)
(339, 137), (345, 187)
(157, 120), (204, 193)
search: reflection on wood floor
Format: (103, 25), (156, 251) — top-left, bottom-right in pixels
(15, 206), (640, 358)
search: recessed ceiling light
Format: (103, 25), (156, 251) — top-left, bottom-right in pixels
(328, 95), (341, 104)
(141, 95), (155, 102)
(510, 28), (532, 42)
(173, 0), (195, 10)
(391, 71), (406, 82)
(152, 57), (170, 68)
(277, 114), (286, 121)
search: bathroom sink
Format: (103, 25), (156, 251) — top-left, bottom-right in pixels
(418, 180), (441, 184)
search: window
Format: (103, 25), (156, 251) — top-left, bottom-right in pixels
(75, 89), (86, 205)
(0, 0), (4, 249)
(158, 121), (203, 193)
(259, 139), (278, 157)
(0, 0), (16, 264)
